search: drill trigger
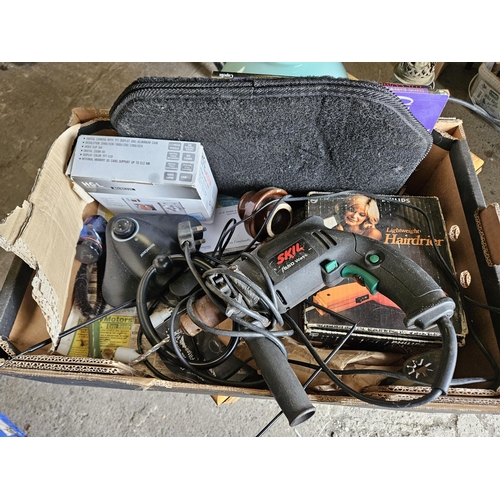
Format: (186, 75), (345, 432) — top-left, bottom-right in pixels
(340, 264), (379, 294)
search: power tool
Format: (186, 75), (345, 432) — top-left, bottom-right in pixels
(178, 215), (458, 426)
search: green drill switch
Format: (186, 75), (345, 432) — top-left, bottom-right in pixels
(323, 259), (339, 273)
(340, 264), (379, 294)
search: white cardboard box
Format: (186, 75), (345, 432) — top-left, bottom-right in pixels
(67, 135), (218, 222)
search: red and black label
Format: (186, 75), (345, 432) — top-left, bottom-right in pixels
(269, 238), (316, 276)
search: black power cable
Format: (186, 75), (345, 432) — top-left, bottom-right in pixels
(135, 256), (243, 373)
(285, 312), (456, 409)
(133, 252), (266, 388)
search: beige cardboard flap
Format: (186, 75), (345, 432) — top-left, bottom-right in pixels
(435, 117), (465, 139)
(0, 200), (33, 255)
(0, 124), (90, 346)
(67, 107), (110, 127)
(434, 118), (484, 173)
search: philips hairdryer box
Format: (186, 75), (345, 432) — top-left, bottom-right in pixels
(67, 135), (218, 222)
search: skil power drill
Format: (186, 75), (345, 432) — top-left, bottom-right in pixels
(179, 215), (458, 427)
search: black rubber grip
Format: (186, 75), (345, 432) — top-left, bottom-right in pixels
(245, 336), (316, 427)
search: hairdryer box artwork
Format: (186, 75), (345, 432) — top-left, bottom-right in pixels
(66, 135), (218, 222)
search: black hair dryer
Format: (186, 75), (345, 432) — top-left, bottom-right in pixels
(102, 213), (203, 307)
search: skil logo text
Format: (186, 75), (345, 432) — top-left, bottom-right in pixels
(276, 242), (306, 266)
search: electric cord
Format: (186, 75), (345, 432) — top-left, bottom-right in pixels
(184, 290), (291, 358)
(202, 265), (285, 328)
(132, 250), (269, 386)
(182, 243), (294, 354)
(135, 256), (241, 373)
(212, 217), (238, 259)
(130, 235), (307, 392)
(285, 311), (456, 409)
(449, 96), (500, 131)
(180, 243), (280, 343)
(0, 259), (185, 369)
(287, 358), (420, 384)
(219, 355), (255, 380)
(305, 297), (490, 387)
(134, 310), (211, 384)
(167, 298), (270, 387)
(444, 74), (500, 131)
(259, 289), (493, 436)
(183, 292), (290, 353)
(286, 358), (493, 387)
(168, 295), (239, 372)
(133, 281), (263, 385)
(305, 264), (500, 389)
(203, 275), (272, 328)
(162, 297), (265, 388)
(210, 198), (285, 264)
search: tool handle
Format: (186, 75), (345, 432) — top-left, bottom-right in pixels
(245, 336), (316, 427)
(347, 233), (455, 330)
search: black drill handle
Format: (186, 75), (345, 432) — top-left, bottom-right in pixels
(345, 232), (456, 330)
(245, 336), (316, 427)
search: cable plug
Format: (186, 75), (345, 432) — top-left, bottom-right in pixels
(177, 220), (205, 253)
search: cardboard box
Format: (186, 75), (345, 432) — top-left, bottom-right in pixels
(302, 193), (468, 353)
(67, 134), (218, 222)
(1, 111), (500, 413)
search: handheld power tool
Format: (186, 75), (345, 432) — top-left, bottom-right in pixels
(178, 215), (458, 427)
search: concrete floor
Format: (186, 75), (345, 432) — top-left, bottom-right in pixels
(1, 62), (500, 437)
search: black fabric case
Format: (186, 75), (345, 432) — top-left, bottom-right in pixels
(109, 76), (433, 197)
